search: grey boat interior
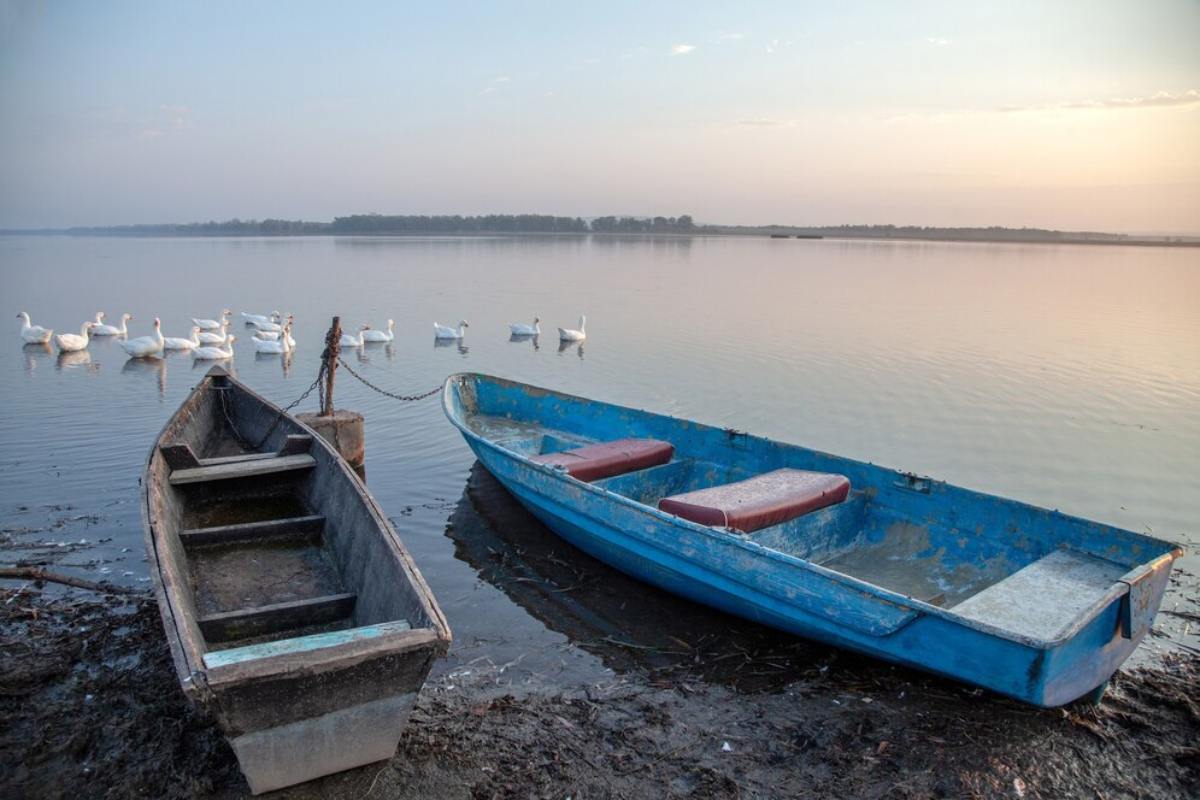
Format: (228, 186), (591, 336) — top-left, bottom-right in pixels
(147, 370), (442, 669)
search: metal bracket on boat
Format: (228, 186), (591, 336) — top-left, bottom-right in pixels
(1117, 559), (1164, 640)
(892, 470), (932, 494)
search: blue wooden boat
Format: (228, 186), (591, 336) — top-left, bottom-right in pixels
(443, 373), (1183, 707)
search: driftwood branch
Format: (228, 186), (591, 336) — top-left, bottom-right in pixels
(0, 566), (138, 595)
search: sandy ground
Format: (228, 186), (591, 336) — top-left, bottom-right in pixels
(1, 585), (1196, 800)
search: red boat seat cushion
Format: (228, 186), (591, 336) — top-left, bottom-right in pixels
(658, 469), (850, 532)
(529, 438), (674, 482)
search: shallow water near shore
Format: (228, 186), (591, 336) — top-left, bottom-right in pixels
(1, 233), (1197, 684)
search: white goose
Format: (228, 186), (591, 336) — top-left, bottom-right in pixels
(241, 310), (281, 327)
(92, 312), (132, 336)
(362, 319), (395, 343)
(163, 326), (202, 350)
(55, 321), (96, 352)
(434, 320), (469, 339)
(17, 312), (53, 344)
(558, 315), (586, 342)
(254, 316), (296, 347)
(193, 335), (236, 361)
(193, 309), (231, 331)
(196, 321), (231, 345)
(509, 317), (540, 336)
(339, 325), (368, 348)
(120, 318), (165, 358)
(253, 324), (291, 354)
(253, 316), (285, 333)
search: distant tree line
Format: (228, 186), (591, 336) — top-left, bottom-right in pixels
(590, 215), (695, 233)
(330, 214), (588, 234)
(64, 218), (330, 236)
(60, 213), (699, 237)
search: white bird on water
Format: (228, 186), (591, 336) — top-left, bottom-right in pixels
(92, 312), (132, 336)
(120, 318), (165, 358)
(509, 317), (540, 336)
(17, 312), (53, 344)
(339, 325), (369, 348)
(434, 320), (469, 339)
(254, 316), (296, 347)
(193, 335), (236, 361)
(193, 309), (231, 331)
(54, 321), (96, 352)
(253, 316), (286, 333)
(362, 319), (395, 343)
(241, 310), (280, 327)
(557, 315), (586, 342)
(163, 326), (202, 351)
(196, 321), (231, 345)
(253, 324), (291, 354)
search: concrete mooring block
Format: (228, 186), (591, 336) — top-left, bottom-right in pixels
(297, 409), (365, 471)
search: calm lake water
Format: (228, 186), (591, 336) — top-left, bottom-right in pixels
(2, 234), (1197, 684)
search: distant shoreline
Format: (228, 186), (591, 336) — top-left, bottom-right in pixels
(3, 211), (1198, 250)
(3, 229), (1197, 248)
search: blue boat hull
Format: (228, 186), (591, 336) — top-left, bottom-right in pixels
(443, 373), (1182, 706)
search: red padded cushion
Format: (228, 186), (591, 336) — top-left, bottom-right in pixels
(529, 438), (674, 482)
(658, 469), (850, 532)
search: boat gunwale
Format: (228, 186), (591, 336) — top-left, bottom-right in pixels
(143, 367), (450, 701)
(441, 372), (1184, 651)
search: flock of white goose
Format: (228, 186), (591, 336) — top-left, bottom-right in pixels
(16, 310), (297, 360)
(17, 310), (588, 360)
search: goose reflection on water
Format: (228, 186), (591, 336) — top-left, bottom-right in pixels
(22, 342), (52, 374)
(55, 349), (98, 373)
(557, 339), (584, 358)
(363, 340), (396, 362)
(123, 354), (167, 397)
(434, 337), (469, 355)
(508, 333), (540, 351)
(445, 463), (830, 692)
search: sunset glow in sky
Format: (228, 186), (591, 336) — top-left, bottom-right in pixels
(1, 1), (1197, 231)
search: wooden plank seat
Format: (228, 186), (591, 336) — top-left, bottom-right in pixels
(168, 454), (317, 485)
(658, 468), (851, 533)
(529, 438), (675, 482)
(949, 549), (1128, 641)
(179, 514), (325, 548)
(159, 434), (313, 470)
(197, 592), (357, 643)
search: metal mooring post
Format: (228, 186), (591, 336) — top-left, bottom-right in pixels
(322, 316), (341, 417)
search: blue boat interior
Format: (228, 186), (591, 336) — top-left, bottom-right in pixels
(451, 374), (1179, 644)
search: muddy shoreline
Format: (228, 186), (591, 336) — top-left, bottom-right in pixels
(2, 584), (1196, 800)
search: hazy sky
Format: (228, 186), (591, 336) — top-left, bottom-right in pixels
(1, 1), (1197, 231)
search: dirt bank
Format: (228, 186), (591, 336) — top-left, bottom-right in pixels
(1, 585), (1196, 800)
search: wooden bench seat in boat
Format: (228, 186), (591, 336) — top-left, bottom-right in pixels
(162, 435), (316, 485)
(658, 468), (850, 533)
(529, 438), (674, 482)
(950, 549), (1128, 641)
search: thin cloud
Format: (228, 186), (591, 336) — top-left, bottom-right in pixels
(925, 37), (950, 46)
(671, 44), (696, 56)
(1001, 89), (1199, 112)
(716, 32), (745, 42)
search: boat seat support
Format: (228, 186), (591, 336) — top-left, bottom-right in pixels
(198, 592), (357, 643)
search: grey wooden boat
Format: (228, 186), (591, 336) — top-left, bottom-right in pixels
(142, 366), (450, 794)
